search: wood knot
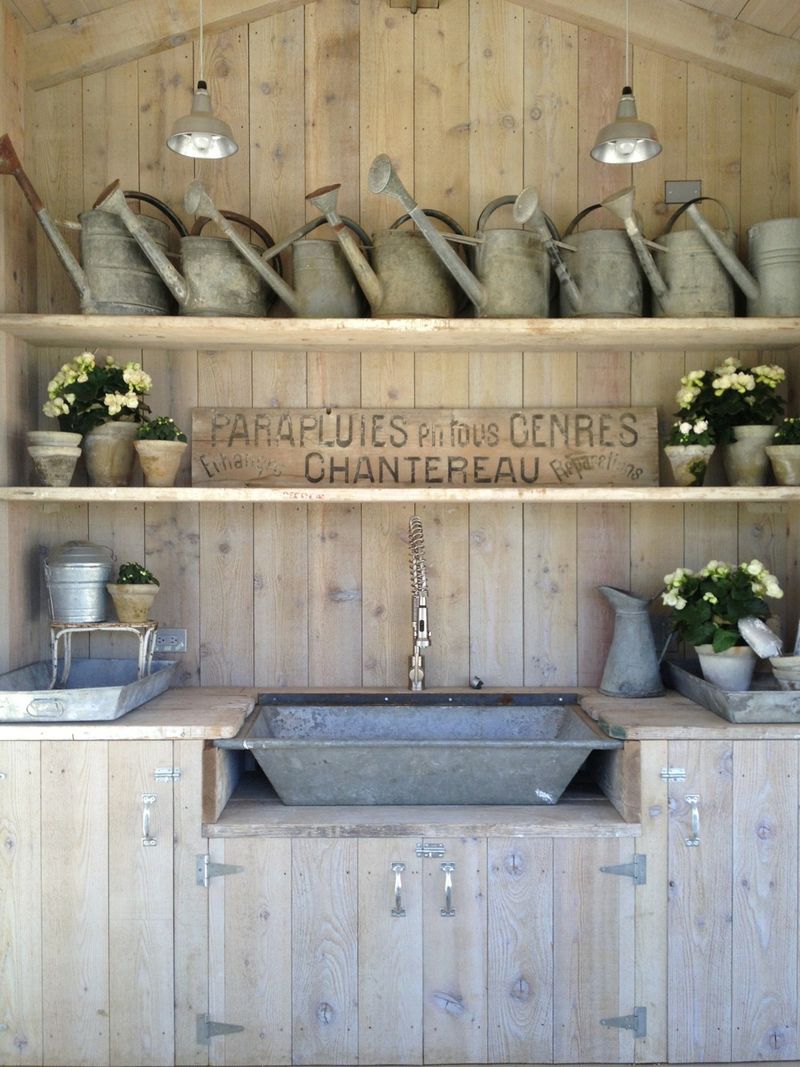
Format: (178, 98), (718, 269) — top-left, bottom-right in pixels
(511, 977), (531, 1001)
(317, 1002), (335, 1025)
(504, 852), (524, 876)
(433, 991), (465, 1016)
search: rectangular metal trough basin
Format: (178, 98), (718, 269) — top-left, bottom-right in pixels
(217, 691), (621, 806)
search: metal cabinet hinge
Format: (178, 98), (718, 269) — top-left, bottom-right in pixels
(600, 853), (646, 885)
(195, 854), (244, 887)
(154, 766), (181, 782)
(601, 1006), (647, 1039)
(416, 841), (445, 858)
(196, 1013), (244, 1045)
(660, 766), (686, 781)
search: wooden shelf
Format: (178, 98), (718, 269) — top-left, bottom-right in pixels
(2, 313), (800, 352)
(3, 485), (800, 504)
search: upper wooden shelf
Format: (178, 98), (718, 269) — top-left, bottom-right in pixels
(3, 486), (799, 504)
(2, 314), (800, 352)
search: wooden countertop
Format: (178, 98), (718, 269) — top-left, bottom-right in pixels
(0, 686), (255, 740)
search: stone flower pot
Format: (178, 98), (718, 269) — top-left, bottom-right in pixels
(83, 421), (139, 487)
(664, 444), (715, 487)
(766, 444), (800, 486)
(133, 439), (188, 487)
(721, 424), (774, 486)
(694, 643), (757, 691)
(106, 582), (159, 623)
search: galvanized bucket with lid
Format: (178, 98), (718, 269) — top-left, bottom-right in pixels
(44, 541), (114, 623)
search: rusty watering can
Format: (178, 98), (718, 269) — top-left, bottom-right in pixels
(0, 133), (181, 315)
(306, 180), (464, 318)
(554, 202), (644, 318)
(603, 187), (739, 318)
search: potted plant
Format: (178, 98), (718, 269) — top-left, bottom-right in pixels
(43, 350), (152, 486)
(107, 561), (160, 623)
(766, 416), (800, 485)
(674, 357), (786, 486)
(662, 559), (783, 690)
(663, 416), (715, 486)
(133, 416), (188, 487)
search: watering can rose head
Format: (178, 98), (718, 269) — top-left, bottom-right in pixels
(674, 357), (785, 445)
(662, 559), (782, 653)
(43, 350), (152, 436)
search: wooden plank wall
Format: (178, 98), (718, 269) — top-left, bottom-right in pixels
(3, 0), (797, 687)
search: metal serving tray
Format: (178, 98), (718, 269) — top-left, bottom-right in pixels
(0, 658), (176, 722)
(663, 659), (800, 723)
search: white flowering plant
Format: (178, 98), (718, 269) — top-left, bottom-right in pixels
(43, 351), (152, 436)
(662, 559), (783, 653)
(675, 357), (786, 444)
(772, 417), (800, 446)
(666, 417), (714, 446)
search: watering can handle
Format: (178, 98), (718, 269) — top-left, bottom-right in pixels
(118, 190), (189, 237)
(190, 210), (285, 277)
(390, 208), (471, 313)
(475, 195), (515, 233)
(663, 196), (736, 240)
(563, 203), (603, 238)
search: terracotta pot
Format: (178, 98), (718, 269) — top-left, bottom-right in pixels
(26, 430), (82, 448)
(664, 444), (715, 487)
(721, 424), (774, 486)
(83, 421), (139, 487)
(695, 643), (757, 691)
(106, 582), (159, 623)
(133, 439), (187, 487)
(766, 444), (800, 486)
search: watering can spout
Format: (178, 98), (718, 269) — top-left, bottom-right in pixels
(0, 132), (92, 308)
(306, 182), (384, 313)
(513, 185), (582, 311)
(602, 185), (669, 300)
(685, 201), (760, 301)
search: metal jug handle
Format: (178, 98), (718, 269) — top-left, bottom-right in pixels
(475, 194), (516, 233)
(190, 210), (284, 276)
(390, 208), (471, 312)
(121, 190), (189, 237)
(663, 196), (736, 241)
(563, 203), (603, 238)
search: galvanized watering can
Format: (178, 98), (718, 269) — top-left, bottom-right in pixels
(555, 202), (644, 318)
(598, 585), (664, 699)
(307, 180), (464, 318)
(603, 187), (737, 317)
(0, 133), (180, 315)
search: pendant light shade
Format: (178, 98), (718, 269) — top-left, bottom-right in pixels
(591, 87), (662, 164)
(167, 80), (238, 159)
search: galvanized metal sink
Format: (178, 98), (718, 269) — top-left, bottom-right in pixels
(217, 691), (621, 806)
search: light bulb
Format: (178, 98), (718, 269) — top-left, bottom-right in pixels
(616, 140), (636, 157)
(191, 132), (212, 153)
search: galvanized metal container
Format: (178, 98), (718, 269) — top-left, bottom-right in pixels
(180, 210), (277, 317)
(79, 208), (176, 315)
(663, 659), (800, 723)
(370, 211), (464, 318)
(292, 236), (366, 318)
(44, 541), (114, 623)
(747, 217), (800, 316)
(653, 197), (737, 317)
(560, 204), (643, 318)
(473, 195), (551, 317)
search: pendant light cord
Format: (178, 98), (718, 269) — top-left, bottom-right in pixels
(198, 0), (205, 85)
(625, 0), (630, 88)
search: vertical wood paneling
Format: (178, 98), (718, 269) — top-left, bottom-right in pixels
(732, 740), (798, 1061)
(422, 837), (487, 1064)
(292, 838), (358, 1065)
(0, 742), (42, 1066)
(358, 838), (423, 1065)
(668, 739), (734, 1063)
(487, 838), (553, 1064)
(41, 741), (109, 1067)
(577, 28), (627, 209)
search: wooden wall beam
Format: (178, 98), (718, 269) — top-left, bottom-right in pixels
(23, 0), (309, 90)
(509, 0), (800, 96)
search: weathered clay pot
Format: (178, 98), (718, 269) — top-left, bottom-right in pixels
(26, 430), (82, 448)
(721, 424), (775, 486)
(766, 444), (800, 486)
(664, 444), (715, 487)
(695, 643), (757, 691)
(106, 582), (159, 623)
(28, 444), (81, 486)
(83, 421), (139, 487)
(133, 439), (187, 487)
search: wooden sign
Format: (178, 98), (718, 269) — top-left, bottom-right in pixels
(191, 407), (659, 488)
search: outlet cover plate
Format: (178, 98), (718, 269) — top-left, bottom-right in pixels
(154, 628), (187, 653)
(665, 179), (702, 204)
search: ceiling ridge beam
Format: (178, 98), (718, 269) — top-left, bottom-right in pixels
(508, 0), (800, 96)
(24, 0), (310, 91)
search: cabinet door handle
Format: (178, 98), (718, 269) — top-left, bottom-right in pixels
(440, 861), (455, 917)
(685, 793), (700, 847)
(142, 793), (157, 847)
(391, 861), (406, 917)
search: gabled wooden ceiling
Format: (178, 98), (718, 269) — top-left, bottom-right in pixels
(8, 0), (800, 96)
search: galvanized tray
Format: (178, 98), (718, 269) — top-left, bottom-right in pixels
(663, 659), (800, 723)
(0, 658), (176, 722)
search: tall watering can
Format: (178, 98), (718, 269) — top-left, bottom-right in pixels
(603, 187), (737, 317)
(553, 202), (644, 318)
(0, 133), (180, 315)
(598, 586), (664, 699)
(307, 180), (464, 318)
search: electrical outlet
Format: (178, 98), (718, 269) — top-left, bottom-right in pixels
(154, 628), (187, 653)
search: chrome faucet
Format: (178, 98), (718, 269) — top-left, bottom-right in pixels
(408, 514), (431, 690)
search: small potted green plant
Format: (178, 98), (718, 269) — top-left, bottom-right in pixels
(662, 559), (783, 690)
(766, 416), (800, 485)
(107, 561), (160, 623)
(133, 416), (188, 487)
(663, 416), (715, 486)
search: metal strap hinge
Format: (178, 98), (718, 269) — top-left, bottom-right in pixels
(196, 1013), (244, 1044)
(601, 1006), (647, 1039)
(600, 853), (646, 885)
(661, 766), (686, 781)
(196, 854), (244, 887)
(416, 841), (445, 858)
(154, 766), (181, 782)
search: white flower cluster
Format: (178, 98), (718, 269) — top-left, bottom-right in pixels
(675, 367), (706, 410)
(661, 558), (783, 613)
(42, 351), (152, 421)
(711, 356), (784, 397)
(742, 558), (783, 599)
